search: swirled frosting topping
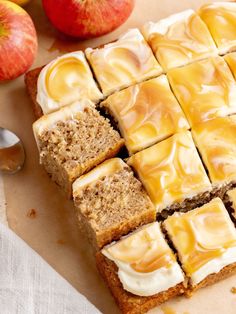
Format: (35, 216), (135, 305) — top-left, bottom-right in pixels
(128, 131), (211, 212)
(168, 56), (236, 127)
(164, 198), (236, 280)
(37, 52), (103, 114)
(224, 52), (236, 79)
(199, 2), (236, 54)
(142, 10), (217, 71)
(192, 115), (236, 184)
(85, 29), (162, 96)
(102, 75), (189, 154)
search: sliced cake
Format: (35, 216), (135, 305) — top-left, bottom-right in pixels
(199, 2), (236, 55)
(168, 56), (236, 127)
(192, 115), (236, 198)
(72, 158), (156, 250)
(127, 131), (212, 216)
(100, 75), (189, 155)
(163, 198), (236, 295)
(97, 222), (185, 314)
(25, 51), (103, 117)
(224, 52), (236, 79)
(142, 9), (217, 71)
(33, 102), (124, 198)
(85, 29), (162, 96)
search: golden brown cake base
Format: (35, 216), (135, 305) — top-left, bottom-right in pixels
(96, 252), (185, 314)
(185, 261), (236, 297)
(25, 67), (43, 119)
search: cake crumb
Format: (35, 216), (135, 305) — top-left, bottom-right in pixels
(27, 209), (37, 219)
(57, 239), (66, 245)
(231, 287), (236, 294)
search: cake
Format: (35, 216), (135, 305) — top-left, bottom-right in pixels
(72, 158), (156, 250)
(127, 131), (212, 216)
(224, 52), (236, 79)
(142, 9), (217, 71)
(192, 115), (236, 197)
(198, 2), (236, 55)
(85, 29), (162, 96)
(96, 222), (185, 314)
(100, 75), (190, 155)
(25, 51), (103, 117)
(33, 102), (124, 198)
(163, 198), (236, 295)
(167, 56), (236, 127)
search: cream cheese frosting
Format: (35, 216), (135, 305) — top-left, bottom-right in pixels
(127, 131), (211, 212)
(85, 29), (162, 96)
(192, 115), (236, 184)
(101, 75), (189, 155)
(102, 222), (184, 296)
(142, 9), (217, 71)
(224, 52), (236, 79)
(37, 51), (103, 114)
(198, 2), (236, 55)
(164, 198), (236, 286)
(168, 56), (236, 127)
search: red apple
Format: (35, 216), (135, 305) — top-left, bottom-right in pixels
(42, 0), (135, 39)
(0, 0), (37, 82)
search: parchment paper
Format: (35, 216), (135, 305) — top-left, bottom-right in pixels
(1, 1), (236, 313)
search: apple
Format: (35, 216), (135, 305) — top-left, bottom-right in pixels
(8, 0), (31, 6)
(0, 0), (37, 82)
(42, 0), (135, 39)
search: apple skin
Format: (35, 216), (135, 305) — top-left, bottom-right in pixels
(42, 0), (135, 39)
(0, 0), (37, 82)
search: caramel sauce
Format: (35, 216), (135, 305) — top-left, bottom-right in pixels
(0, 142), (25, 174)
(231, 287), (236, 294)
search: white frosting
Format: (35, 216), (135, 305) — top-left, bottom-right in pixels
(191, 246), (236, 285)
(37, 51), (103, 114)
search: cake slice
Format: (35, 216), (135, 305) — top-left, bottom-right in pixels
(198, 2), (236, 55)
(142, 9), (217, 71)
(224, 52), (236, 79)
(127, 131), (212, 216)
(163, 198), (236, 295)
(192, 115), (236, 198)
(167, 56), (236, 127)
(100, 75), (190, 155)
(97, 222), (185, 314)
(72, 158), (156, 250)
(85, 29), (162, 96)
(33, 102), (124, 198)
(25, 51), (103, 117)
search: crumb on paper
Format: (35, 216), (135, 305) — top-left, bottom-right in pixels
(231, 287), (236, 294)
(57, 239), (66, 245)
(27, 209), (37, 219)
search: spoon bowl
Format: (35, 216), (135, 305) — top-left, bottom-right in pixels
(0, 128), (25, 174)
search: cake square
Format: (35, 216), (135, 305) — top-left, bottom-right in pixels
(198, 2), (236, 55)
(127, 131), (212, 215)
(142, 9), (217, 71)
(35, 51), (103, 115)
(224, 52), (236, 79)
(85, 29), (162, 96)
(97, 222), (185, 313)
(33, 102), (124, 198)
(168, 56), (236, 127)
(163, 198), (236, 294)
(72, 158), (156, 250)
(192, 115), (236, 189)
(101, 75), (190, 155)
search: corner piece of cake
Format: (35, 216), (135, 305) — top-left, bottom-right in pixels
(198, 2), (236, 55)
(163, 198), (236, 295)
(85, 29), (162, 96)
(127, 131), (212, 216)
(168, 56), (236, 127)
(142, 9), (217, 71)
(72, 158), (156, 251)
(224, 52), (236, 80)
(25, 51), (103, 117)
(33, 102), (124, 198)
(100, 75), (190, 155)
(96, 222), (185, 314)
(192, 115), (236, 197)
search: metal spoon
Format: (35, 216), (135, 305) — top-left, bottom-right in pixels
(0, 127), (25, 174)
